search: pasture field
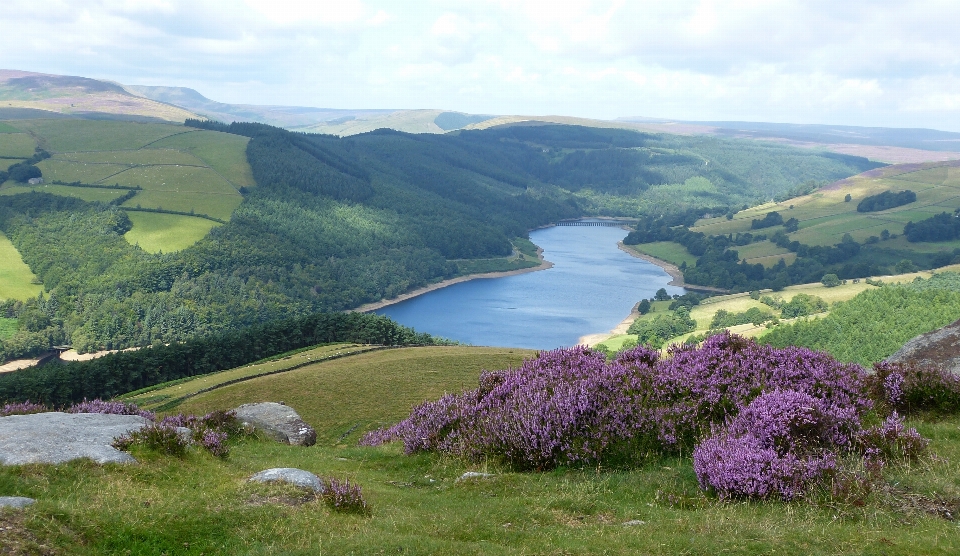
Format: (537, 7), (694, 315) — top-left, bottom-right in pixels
(56, 148), (203, 166)
(10, 120), (187, 152)
(624, 241), (698, 267)
(692, 161), (960, 256)
(172, 346), (536, 443)
(34, 159), (130, 183)
(3, 346), (960, 554)
(148, 130), (255, 188)
(124, 212), (221, 253)
(121, 190), (241, 221)
(0, 317), (17, 339)
(0, 183), (126, 203)
(108, 164), (237, 194)
(0, 122), (21, 133)
(124, 344), (385, 411)
(0, 133), (36, 158)
(0, 231), (42, 301)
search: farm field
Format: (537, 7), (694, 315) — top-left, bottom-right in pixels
(691, 161), (960, 261)
(0, 132), (35, 158)
(0, 183), (126, 203)
(0, 119), (249, 248)
(124, 343), (391, 411)
(124, 212), (221, 253)
(0, 231), (42, 301)
(4, 345), (960, 554)
(593, 265), (960, 352)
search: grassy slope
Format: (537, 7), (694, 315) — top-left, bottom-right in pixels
(172, 346), (536, 444)
(0, 317), (17, 339)
(3, 346), (960, 554)
(692, 161), (960, 257)
(0, 120), (246, 249)
(0, 132), (36, 158)
(0, 184), (126, 203)
(124, 212), (221, 253)
(0, 230), (42, 301)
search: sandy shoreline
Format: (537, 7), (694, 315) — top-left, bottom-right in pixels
(578, 302), (641, 346)
(352, 250), (554, 313)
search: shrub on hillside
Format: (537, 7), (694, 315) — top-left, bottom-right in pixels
(363, 333), (871, 472)
(867, 362), (960, 416)
(321, 478), (370, 515)
(0, 400), (46, 417)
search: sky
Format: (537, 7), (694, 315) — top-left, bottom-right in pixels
(3, 0), (960, 130)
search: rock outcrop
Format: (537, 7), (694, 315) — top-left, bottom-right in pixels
(0, 412), (150, 465)
(249, 468), (325, 492)
(232, 403), (317, 446)
(885, 318), (960, 374)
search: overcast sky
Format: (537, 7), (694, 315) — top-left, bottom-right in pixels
(4, 1), (960, 130)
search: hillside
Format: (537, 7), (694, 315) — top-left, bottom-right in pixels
(0, 115), (881, 360)
(0, 70), (197, 122)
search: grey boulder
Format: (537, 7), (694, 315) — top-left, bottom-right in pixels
(249, 468), (325, 492)
(0, 496), (36, 509)
(886, 318), (960, 374)
(233, 403), (316, 446)
(0, 412), (150, 465)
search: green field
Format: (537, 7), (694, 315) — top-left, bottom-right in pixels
(0, 183), (127, 203)
(122, 190), (241, 221)
(0, 122), (21, 133)
(624, 241), (698, 267)
(687, 161), (960, 265)
(10, 120), (187, 152)
(56, 148), (205, 166)
(148, 130), (255, 188)
(4, 346), (960, 554)
(0, 231), (42, 301)
(0, 317), (16, 339)
(124, 212), (222, 253)
(0, 133), (36, 158)
(34, 159), (130, 183)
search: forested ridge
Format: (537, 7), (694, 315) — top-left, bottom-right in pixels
(0, 120), (879, 359)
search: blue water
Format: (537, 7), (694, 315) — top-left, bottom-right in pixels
(375, 222), (685, 349)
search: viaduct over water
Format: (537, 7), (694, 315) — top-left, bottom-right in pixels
(554, 220), (636, 227)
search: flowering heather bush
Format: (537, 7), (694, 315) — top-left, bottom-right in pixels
(113, 424), (189, 457)
(115, 410), (242, 458)
(0, 400), (47, 417)
(67, 399), (155, 420)
(856, 412), (929, 464)
(692, 391), (840, 500)
(868, 362), (960, 415)
(363, 333), (871, 471)
(321, 478), (369, 515)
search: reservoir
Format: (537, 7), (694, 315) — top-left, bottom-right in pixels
(375, 221), (686, 349)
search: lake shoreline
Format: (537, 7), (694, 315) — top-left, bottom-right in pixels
(352, 249), (554, 313)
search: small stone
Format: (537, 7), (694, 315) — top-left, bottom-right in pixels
(233, 403), (317, 446)
(622, 520), (646, 527)
(249, 468), (325, 492)
(0, 496), (36, 509)
(457, 471), (495, 482)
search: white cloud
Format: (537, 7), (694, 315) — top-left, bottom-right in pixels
(0, 0), (959, 129)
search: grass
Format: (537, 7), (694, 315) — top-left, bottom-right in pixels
(0, 184), (127, 203)
(0, 231), (42, 301)
(0, 122), (22, 133)
(34, 159), (131, 184)
(10, 120), (187, 152)
(122, 343), (379, 410)
(55, 148), (204, 166)
(691, 161), (960, 262)
(124, 212), (221, 253)
(0, 317), (17, 339)
(0, 133), (36, 158)
(453, 256), (541, 276)
(3, 346), (960, 554)
(121, 190), (242, 221)
(147, 130), (255, 188)
(625, 241), (698, 268)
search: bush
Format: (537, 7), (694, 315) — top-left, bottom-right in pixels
(321, 478), (370, 514)
(0, 400), (46, 416)
(821, 274), (841, 288)
(113, 424), (189, 457)
(363, 333), (870, 470)
(867, 362), (960, 416)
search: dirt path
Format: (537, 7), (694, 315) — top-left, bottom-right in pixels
(352, 250), (554, 313)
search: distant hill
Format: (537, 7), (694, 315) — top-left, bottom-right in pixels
(0, 70), (197, 123)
